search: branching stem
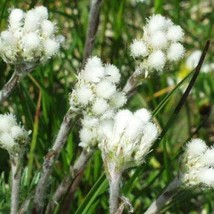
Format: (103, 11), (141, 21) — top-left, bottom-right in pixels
(33, 109), (77, 212)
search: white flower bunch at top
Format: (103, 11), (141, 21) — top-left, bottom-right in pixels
(100, 108), (158, 172)
(0, 114), (30, 155)
(69, 56), (127, 116)
(0, 6), (64, 65)
(180, 139), (214, 188)
(130, 15), (185, 73)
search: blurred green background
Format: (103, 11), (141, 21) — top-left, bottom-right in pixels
(0, 0), (213, 213)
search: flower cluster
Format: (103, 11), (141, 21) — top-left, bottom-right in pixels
(0, 114), (30, 155)
(130, 15), (185, 73)
(100, 108), (158, 172)
(0, 6), (64, 65)
(69, 56), (127, 149)
(180, 139), (214, 188)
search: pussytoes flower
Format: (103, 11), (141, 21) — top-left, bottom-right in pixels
(0, 6), (64, 65)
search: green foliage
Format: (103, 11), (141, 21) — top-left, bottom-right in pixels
(0, 0), (213, 213)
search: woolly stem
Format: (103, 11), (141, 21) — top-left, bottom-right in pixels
(144, 176), (181, 214)
(46, 149), (93, 213)
(83, 0), (103, 64)
(33, 109), (77, 213)
(0, 63), (37, 103)
(123, 67), (145, 99)
(10, 155), (22, 214)
(109, 170), (122, 214)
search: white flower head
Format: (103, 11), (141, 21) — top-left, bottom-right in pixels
(180, 139), (214, 189)
(100, 108), (158, 171)
(0, 114), (30, 154)
(130, 39), (148, 57)
(70, 56), (126, 117)
(0, 6), (63, 65)
(130, 14), (185, 74)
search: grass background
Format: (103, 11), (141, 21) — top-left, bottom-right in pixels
(0, 0), (213, 213)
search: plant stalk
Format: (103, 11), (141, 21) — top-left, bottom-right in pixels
(83, 0), (103, 64)
(144, 176), (181, 214)
(109, 170), (122, 214)
(10, 155), (22, 214)
(33, 109), (77, 212)
(46, 149), (93, 213)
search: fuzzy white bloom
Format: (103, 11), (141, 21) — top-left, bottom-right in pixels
(96, 80), (116, 99)
(147, 50), (166, 71)
(70, 56), (127, 150)
(185, 138), (207, 157)
(100, 108), (158, 170)
(70, 56), (126, 114)
(180, 139), (214, 189)
(197, 168), (214, 188)
(0, 6), (63, 64)
(130, 14), (185, 74)
(92, 98), (109, 115)
(9, 9), (25, 31)
(167, 25), (184, 42)
(105, 64), (121, 83)
(0, 114), (30, 154)
(130, 39), (148, 57)
(167, 43), (185, 61)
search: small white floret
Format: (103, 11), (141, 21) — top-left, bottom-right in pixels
(201, 148), (214, 166)
(114, 110), (132, 135)
(186, 138), (207, 157)
(92, 98), (109, 115)
(10, 126), (24, 139)
(76, 85), (94, 106)
(105, 64), (121, 83)
(167, 25), (184, 42)
(79, 127), (95, 144)
(44, 39), (60, 57)
(147, 50), (166, 71)
(197, 167), (214, 187)
(147, 15), (167, 33)
(130, 39), (148, 57)
(134, 108), (151, 123)
(22, 32), (40, 50)
(24, 10), (40, 32)
(82, 59), (105, 83)
(167, 43), (185, 61)
(110, 92), (127, 108)
(34, 6), (48, 21)
(41, 20), (55, 37)
(149, 31), (167, 49)
(0, 133), (15, 150)
(9, 9), (25, 31)
(96, 80), (116, 99)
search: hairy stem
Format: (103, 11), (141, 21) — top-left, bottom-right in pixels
(109, 170), (122, 214)
(144, 176), (181, 214)
(10, 155), (22, 214)
(83, 0), (103, 64)
(0, 63), (37, 103)
(33, 109), (77, 212)
(46, 149), (93, 213)
(123, 67), (145, 99)
(0, 70), (22, 104)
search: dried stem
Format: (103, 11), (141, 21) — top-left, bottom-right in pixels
(144, 176), (181, 214)
(46, 149), (93, 213)
(10, 155), (22, 214)
(33, 109), (77, 213)
(83, 0), (103, 64)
